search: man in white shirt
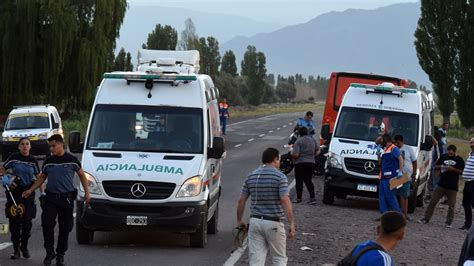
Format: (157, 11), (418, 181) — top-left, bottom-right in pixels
(394, 135), (417, 220)
(461, 138), (474, 230)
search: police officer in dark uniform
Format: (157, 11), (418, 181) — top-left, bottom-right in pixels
(0, 137), (41, 259)
(23, 134), (91, 266)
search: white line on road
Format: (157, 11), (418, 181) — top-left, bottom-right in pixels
(248, 138), (255, 142)
(259, 134), (265, 137)
(269, 130), (273, 133)
(289, 122), (293, 125)
(234, 144), (242, 148)
(283, 125), (287, 128)
(73, 213), (76, 218)
(277, 128), (281, 130)
(0, 242), (12, 251)
(289, 178), (296, 191)
(223, 237), (248, 266)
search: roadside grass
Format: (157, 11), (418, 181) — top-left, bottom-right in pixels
(231, 102), (325, 119)
(434, 112), (473, 141)
(62, 111), (90, 144)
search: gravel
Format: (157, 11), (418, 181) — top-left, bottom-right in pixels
(238, 175), (467, 265)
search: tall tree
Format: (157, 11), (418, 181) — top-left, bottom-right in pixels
(206, 36), (220, 79)
(241, 45), (267, 106)
(112, 48), (133, 71)
(415, 0), (462, 123)
(456, 1), (474, 128)
(221, 50), (237, 77)
(144, 24), (177, 50)
(179, 18), (199, 50)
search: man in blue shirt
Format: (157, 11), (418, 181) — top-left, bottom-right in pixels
(295, 111), (315, 135)
(377, 134), (403, 213)
(23, 134), (90, 266)
(346, 211), (406, 266)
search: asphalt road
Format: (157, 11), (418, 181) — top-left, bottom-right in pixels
(0, 112), (306, 266)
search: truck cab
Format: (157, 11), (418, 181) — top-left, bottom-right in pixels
(323, 83), (434, 213)
(69, 49), (224, 248)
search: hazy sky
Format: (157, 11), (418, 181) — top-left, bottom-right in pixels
(128, 0), (419, 25)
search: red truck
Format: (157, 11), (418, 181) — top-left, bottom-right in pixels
(320, 72), (409, 142)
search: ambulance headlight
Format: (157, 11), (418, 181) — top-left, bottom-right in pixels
(328, 153), (343, 169)
(79, 172), (102, 195)
(176, 176), (202, 198)
(38, 133), (48, 140)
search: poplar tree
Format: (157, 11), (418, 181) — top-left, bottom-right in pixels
(221, 50), (237, 77)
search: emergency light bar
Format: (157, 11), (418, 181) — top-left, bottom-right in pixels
(103, 72), (197, 81)
(351, 83), (417, 94)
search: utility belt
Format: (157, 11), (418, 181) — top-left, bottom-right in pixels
(45, 189), (77, 199)
(250, 214), (282, 222)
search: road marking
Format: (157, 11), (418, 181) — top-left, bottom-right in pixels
(234, 144), (242, 148)
(289, 178), (296, 191)
(73, 212), (76, 218)
(223, 237), (248, 266)
(269, 130), (274, 133)
(283, 125), (287, 128)
(248, 138), (255, 142)
(277, 128), (281, 130)
(259, 134), (265, 137)
(289, 122), (293, 125)
(0, 242), (12, 251)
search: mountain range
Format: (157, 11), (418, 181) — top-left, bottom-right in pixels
(221, 2), (429, 86)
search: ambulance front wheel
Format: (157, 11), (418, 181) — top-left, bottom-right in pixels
(323, 183), (335, 205)
(76, 219), (94, 245)
(190, 212), (208, 248)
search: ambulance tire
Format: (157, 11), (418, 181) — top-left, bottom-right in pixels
(208, 203), (218, 234)
(76, 220), (94, 245)
(416, 186), (425, 207)
(190, 212), (208, 248)
(407, 188), (417, 214)
(322, 183), (335, 205)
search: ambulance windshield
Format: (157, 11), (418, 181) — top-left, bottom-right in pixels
(5, 113), (50, 130)
(87, 104), (203, 153)
(334, 107), (419, 146)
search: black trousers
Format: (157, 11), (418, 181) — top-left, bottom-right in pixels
(463, 181), (474, 228)
(294, 163), (316, 199)
(42, 194), (74, 256)
(5, 188), (36, 249)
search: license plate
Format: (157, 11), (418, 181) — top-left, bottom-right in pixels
(126, 216), (148, 226)
(357, 184), (377, 192)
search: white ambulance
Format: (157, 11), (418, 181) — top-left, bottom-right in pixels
(2, 105), (63, 159)
(322, 83), (434, 213)
(69, 49), (224, 248)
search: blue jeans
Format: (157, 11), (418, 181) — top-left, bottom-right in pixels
(220, 116), (227, 134)
(379, 178), (401, 213)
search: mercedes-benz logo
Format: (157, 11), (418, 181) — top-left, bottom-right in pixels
(364, 161), (376, 173)
(131, 183), (146, 198)
(138, 154), (149, 159)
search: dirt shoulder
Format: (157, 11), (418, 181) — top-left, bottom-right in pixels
(239, 176), (467, 265)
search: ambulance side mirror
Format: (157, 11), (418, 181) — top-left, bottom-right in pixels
(321, 124), (331, 141)
(69, 131), (84, 153)
(421, 135), (433, 151)
(208, 137), (225, 159)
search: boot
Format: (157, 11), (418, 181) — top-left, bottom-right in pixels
(56, 254), (65, 266)
(43, 253), (56, 265)
(10, 243), (20, 260)
(21, 245), (30, 258)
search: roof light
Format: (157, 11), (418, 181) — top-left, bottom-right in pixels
(351, 83), (417, 94)
(103, 72), (197, 81)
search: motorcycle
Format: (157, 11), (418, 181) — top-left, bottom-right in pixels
(279, 131), (329, 176)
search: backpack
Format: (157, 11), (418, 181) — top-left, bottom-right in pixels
(337, 242), (385, 266)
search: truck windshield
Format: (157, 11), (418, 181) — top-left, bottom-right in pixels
(334, 107), (419, 146)
(5, 113), (50, 130)
(86, 104), (204, 154)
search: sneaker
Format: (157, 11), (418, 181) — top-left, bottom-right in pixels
(445, 223), (452, 228)
(43, 253), (56, 265)
(459, 225), (470, 231)
(56, 255), (65, 266)
(292, 199), (302, 204)
(417, 218), (429, 224)
(308, 198), (317, 205)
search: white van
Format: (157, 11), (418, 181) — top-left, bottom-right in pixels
(68, 49), (224, 248)
(322, 83), (434, 213)
(2, 105), (63, 159)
